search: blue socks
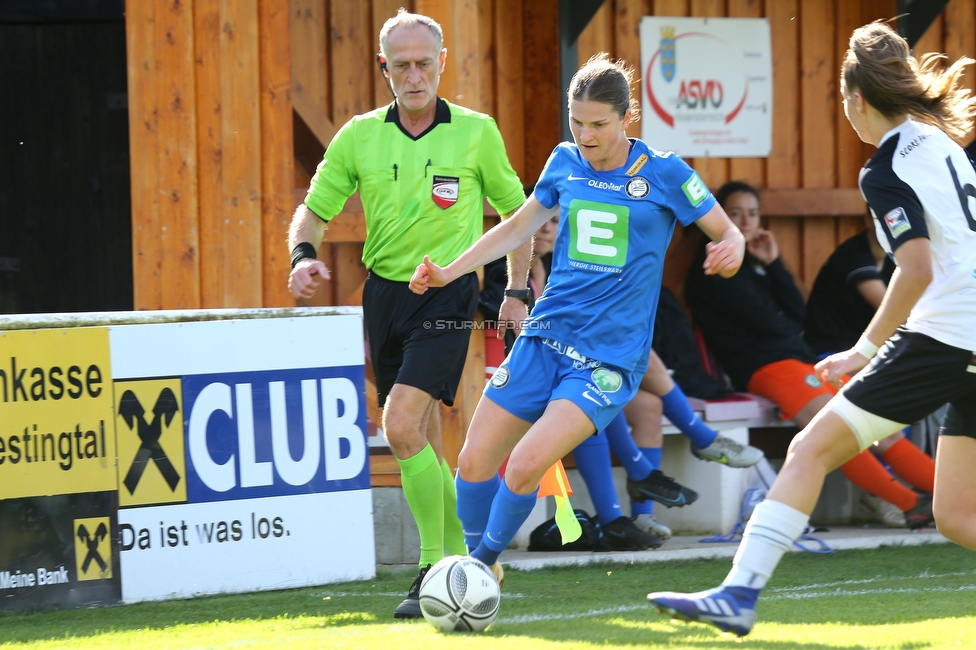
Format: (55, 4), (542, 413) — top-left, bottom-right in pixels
(603, 411), (654, 480)
(631, 447), (662, 516)
(661, 385), (717, 449)
(573, 431), (622, 526)
(471, 480), (538, 567)
(455, 473), (500, 553)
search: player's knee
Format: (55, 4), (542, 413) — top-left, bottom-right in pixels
(932, 502), (976, 548)
(456, 446), (477, 479)
(502, 454), (545, 495)
(383, 423), (426, 459)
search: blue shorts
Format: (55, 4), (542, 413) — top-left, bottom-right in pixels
(484, 335), (640, 431)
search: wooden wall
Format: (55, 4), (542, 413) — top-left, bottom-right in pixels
(126, 0), (976, 477)
(125, 0), (295, 310)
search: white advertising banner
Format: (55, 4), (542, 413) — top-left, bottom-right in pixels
(640, 17), (772, 157)
(108, 313), (374, 602)
(119, 492), (372, 602)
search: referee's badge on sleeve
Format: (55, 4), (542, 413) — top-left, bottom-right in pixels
(432, 175), (459, 209)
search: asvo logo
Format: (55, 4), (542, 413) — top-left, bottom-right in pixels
(114, 379), (187, 507)
(74, 517), (112, 581)
(567, 199), (630, 267)
(181, 367), (369, 501)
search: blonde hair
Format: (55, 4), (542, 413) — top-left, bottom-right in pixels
(569, 53), (641, 121)
(841, 21), (976, 142)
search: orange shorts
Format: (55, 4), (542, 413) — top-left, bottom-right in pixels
(746, 359), (838, 421)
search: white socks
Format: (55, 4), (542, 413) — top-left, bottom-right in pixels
(723, 499), (809, 590)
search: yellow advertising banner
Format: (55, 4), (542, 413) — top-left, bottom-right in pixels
(114, 378), (188, 507)
(0, 328), (116, 499)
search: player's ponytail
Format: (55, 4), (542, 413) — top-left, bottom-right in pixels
(841, 21), (976, 143)
(569, 53), (641, 121)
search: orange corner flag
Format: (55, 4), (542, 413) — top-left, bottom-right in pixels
(538, 460), (581, 544)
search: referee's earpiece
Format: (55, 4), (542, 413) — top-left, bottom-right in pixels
(377, 53), (396, 100)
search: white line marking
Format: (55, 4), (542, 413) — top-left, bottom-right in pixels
(499, 604), (646, 624)
(766, 569), (976, 594)
(766, 584), (976, 600)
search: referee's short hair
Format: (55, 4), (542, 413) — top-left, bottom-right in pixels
(379, 8), (443, 58)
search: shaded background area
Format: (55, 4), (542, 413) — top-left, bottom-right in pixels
(0, 0), (132, 314)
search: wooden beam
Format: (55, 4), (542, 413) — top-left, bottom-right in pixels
(522, 0), (561, 183)
(292, 82), (337, 148)
(260, 0), (296, 308)
(220, 0), (263, 308)
(125, 0), (163, 310)
(759, 188), (865, 217)
(767, 0), (800, 190)
(155, 0), (201, 309)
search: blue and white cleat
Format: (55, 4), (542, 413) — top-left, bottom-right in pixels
(647, 585), (759, 637)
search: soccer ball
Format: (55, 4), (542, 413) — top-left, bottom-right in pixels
(418, 555), (501, 632)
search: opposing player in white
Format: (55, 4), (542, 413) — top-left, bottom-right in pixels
(648, 21), (976, 637)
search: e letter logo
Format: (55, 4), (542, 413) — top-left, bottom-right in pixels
(567, 199), (630, 267)
(682, 172), (707, 207)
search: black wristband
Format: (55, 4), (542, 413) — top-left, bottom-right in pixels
(503, 288), (532, 304)
(291, 242), (317, 269)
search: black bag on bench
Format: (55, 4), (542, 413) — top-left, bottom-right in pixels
(527, 509), (609, 552)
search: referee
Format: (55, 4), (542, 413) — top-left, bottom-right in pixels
(287, 9), (527, 619)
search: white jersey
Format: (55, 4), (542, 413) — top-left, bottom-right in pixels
(858, 118), (976, 351)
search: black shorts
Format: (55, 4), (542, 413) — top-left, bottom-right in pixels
(362, 271), (479, 408)
(843, 329), (976, 439)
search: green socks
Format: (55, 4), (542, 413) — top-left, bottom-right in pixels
(440, 459), (468, 556)
(397, 444), (446, 567)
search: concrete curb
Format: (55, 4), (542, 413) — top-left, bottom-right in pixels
(498, 527), (950, 571)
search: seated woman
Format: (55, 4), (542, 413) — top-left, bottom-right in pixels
(805, 214), (895, 358)
(686, 180), (935, 529)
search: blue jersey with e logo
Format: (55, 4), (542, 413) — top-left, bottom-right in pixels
(527, 140), (715, 372)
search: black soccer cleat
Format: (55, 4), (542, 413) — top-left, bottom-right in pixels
(904, 492), (935, 530)
(393, 563), (431, 619)
(600, 516), (664, 550)
(627, 470), (699, 507)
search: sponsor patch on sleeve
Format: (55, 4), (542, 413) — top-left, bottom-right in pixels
(681, 172), (707, 207)
(883, 206), (911, 238)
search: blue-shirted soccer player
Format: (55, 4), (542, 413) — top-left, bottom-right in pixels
(408, 53), (745, 584)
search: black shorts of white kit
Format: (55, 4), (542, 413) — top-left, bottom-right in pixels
(833, 328), (976, 449)
(362, 271), (479, 408)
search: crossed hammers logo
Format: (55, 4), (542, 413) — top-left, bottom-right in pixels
(120, 388), (181, 494)
(77, 522), (109, 573)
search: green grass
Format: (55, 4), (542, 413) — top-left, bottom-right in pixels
(1, 543), (975, 649)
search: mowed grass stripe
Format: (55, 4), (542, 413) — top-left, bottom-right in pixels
(1, 543), (974, 649)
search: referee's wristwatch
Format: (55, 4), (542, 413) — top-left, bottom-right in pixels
(503, 288), (532, 304)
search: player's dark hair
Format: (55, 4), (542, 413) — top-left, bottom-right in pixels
(842, 21), (976, 142)
(569, 53), (640, 120)
(715, 180), (759, 209)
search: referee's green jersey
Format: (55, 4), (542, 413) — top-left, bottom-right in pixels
(304, 98), (526, 282)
